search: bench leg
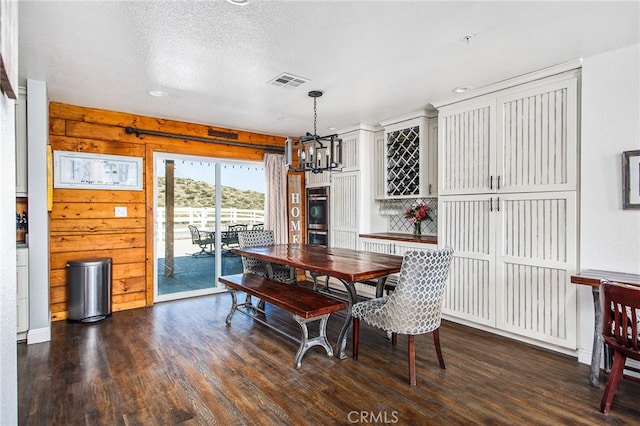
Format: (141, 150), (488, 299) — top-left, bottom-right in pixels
(293, 314), (334, 369)
(226, 290), (238, 324)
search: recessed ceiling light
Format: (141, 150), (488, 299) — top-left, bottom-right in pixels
(226, 0), (250, 5)
(148, 90), (168, 97)
(452, 85), (473, 94)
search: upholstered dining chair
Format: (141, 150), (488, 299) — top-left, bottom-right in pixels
(599, 280), (640, 414)
(352, 247), (454, 386)
(237, 230), (295, 284)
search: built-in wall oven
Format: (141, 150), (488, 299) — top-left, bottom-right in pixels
(307, 186), (329, 247)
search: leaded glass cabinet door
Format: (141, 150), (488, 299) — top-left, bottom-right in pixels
(382, 115), (429, 199)
(387, 126), (420, 197)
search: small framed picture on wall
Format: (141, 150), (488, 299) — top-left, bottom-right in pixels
(623, 150), (640, 209)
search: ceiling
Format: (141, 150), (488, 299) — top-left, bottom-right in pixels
(18, 1), (640, 138)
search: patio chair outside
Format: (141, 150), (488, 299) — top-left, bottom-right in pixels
(223, 224), (248, 250)
(188, 225), (214, 257)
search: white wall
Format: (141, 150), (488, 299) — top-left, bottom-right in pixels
(0, 91), (17, 424)
(577, 43), (640, 363)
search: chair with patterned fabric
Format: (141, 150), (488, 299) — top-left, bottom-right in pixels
(352, 247), (454, 386)
(599, 280), (640, 414)
(237, 230), (295, 284)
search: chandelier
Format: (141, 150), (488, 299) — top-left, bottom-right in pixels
(285, 90), (342, 174)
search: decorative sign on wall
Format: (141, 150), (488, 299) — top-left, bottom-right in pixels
(53, 151), (143, 190)
(623, 150), (640, 209)
(288, 174), (302, 243)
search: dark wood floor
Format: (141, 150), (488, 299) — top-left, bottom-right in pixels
(18, 293), (640, 425)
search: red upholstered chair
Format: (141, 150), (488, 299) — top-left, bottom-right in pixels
(600, 280), (640, 414)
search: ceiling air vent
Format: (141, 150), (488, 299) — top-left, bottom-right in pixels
(208, 128), (238, 140)
(269, 73), (309, 88)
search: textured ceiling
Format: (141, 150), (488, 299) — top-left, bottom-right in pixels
(18, 1), (640, 138)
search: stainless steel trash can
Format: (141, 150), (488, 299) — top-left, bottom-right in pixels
(67, 258), (112, 322)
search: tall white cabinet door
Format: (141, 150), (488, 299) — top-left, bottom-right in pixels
(495, 192), (577, 349)
(15, 87), (28, 195)
(373, 130), (386, 199)
(438, 195), (496, 327)
(426, 117), (438, 197)
(338, 131), (360, 172)
(438, 98), (496, 195)
(497, 76), (578, 193)
(331, 172), (359, 250)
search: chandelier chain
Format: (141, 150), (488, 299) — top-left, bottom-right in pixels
(313, 97), (318, 136)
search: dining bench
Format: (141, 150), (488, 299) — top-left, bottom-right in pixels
(219, 273), (347, 369)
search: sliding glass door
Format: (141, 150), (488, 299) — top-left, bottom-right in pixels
(153, 153), (265, 302)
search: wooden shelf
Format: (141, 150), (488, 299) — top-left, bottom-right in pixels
(359, 232), (437, 245)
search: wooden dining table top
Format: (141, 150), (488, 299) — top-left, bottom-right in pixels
(570, 269), (640, 288)
(232, 244), (404, 283)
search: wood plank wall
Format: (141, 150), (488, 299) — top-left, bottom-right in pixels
(49, 102), (296, 321)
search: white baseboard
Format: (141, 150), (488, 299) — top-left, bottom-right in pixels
(27, 326), (50, 344)
(577, 347), (594, 365)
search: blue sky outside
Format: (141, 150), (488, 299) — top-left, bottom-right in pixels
(158, 158), (266, 193)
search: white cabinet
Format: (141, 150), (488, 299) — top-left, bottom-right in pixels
(377, 111), (437, 199)
(438, 71), (578, 196)
(331, 171), (359, 250)
(426, 117), (438, 196)
(17, 248), (29, 339)
(373, 129), (386, 199)
(359, 236), (438, 298)
(438, 193), (577, 349)
(360, 237), (437, 256)
(15, 86), (27, 196)
(434, 69), (580, 351)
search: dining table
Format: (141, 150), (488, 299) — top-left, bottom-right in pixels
(231, 243), (404, 359)
(571, 269), (640, 387)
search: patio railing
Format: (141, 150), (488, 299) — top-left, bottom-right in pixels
(156, 207), (265, 240)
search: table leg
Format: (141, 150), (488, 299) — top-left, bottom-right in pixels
(336, 280), (358, 360)
(375, 276), (388, 298)
(293, 314), (334, 369)
(590, 286), (602, 387)
(225, 290), (238, 324)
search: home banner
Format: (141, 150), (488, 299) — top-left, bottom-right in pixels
(287, 174), (302, 244)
